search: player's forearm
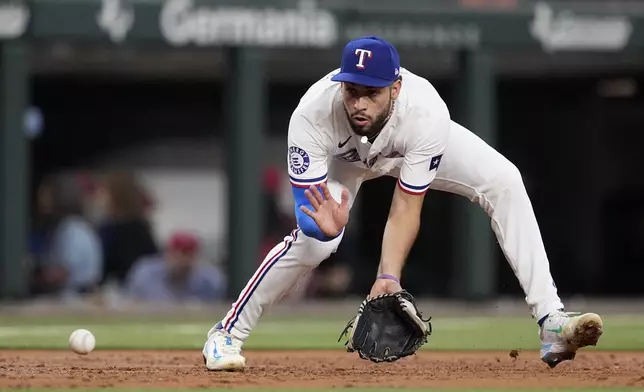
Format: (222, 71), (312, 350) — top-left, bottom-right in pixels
(377, 210), (421, 279)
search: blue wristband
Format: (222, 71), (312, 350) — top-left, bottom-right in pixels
(377, 274), (400, 284)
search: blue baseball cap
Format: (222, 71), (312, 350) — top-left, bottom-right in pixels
(331, 36), (401, 88)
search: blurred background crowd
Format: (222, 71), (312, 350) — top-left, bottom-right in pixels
(25, 168), (354, 304)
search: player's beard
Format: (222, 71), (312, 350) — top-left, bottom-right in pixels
(345, 95), (394, 140)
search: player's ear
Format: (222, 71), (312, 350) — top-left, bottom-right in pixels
(390, 79), (402, 100)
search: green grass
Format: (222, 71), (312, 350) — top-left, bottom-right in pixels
(0, 314), (643, 351)
(2, 315), (642, 392)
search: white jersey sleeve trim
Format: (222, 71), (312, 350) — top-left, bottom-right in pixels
(397, 178), (431, 195)
(290, 173), (328, 188)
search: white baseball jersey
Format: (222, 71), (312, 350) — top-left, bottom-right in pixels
(220, 66), (566, 343)
(287, 67), (451, 195)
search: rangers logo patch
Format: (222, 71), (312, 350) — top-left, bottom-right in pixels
(289, 146), (310, 175)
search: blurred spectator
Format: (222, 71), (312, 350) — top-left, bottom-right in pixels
(124, 231), (226, 302)
(260, 166), (296, 260)
(96, 171), (158, 286)
(28, 174), (103, 298)
(305, 262), (353, 299)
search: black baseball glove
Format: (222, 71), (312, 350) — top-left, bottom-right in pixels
(338, 290), (432, 363)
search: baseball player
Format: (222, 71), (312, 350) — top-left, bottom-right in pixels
(202, 36), (603, 370)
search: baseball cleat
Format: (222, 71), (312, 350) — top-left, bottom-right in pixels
(202, 325), (246, 371)
(539, 311), (603, 368)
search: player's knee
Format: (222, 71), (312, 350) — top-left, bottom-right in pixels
(295, 218), (343, 267)
(300, 235), (343, 267)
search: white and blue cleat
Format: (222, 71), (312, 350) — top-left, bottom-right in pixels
(539, 311), (603, 368)
(202, 324), (246, 371)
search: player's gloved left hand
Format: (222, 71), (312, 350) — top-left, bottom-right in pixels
(338, 290), (432, 363)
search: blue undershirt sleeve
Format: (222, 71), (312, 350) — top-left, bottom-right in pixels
(291, 184), (343, 242)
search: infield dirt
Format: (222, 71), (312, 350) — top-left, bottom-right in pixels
(1, 349), (644, 389)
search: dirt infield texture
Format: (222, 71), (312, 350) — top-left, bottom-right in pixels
(1, 349), (644, 389)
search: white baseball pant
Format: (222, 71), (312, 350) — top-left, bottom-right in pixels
(219, 120), (564, 341)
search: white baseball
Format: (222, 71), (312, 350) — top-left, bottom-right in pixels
(69, 329), (95, 355)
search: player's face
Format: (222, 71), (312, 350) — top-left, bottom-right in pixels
(341, 80), (401, 138)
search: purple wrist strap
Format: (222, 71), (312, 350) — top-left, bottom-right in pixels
(377, 274), (400, 284)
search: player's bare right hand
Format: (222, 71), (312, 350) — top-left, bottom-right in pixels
(300, 183), (350, 237)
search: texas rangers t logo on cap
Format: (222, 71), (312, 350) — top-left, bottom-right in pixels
(331, 36), (401, 88)
(354, 49), (372, 69)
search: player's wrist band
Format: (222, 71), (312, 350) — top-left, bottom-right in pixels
(377, 274), (400, 284)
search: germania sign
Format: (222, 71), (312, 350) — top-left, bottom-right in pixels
(159, 0), (338, 48)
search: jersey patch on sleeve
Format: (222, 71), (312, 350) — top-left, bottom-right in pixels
(429, 154), (443, 171)
(289, 146), (310, 175)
